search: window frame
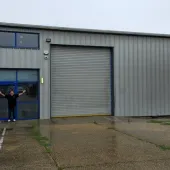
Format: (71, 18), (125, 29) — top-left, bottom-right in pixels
(0, 30), (40, 50)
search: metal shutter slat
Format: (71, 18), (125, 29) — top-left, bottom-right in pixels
(51, 46), (111, 116)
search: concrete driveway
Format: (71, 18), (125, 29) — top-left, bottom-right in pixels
(2, 117), (170, 169)
(39, 117), (170, 170)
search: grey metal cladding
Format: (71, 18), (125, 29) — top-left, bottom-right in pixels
(0, 22), (170, 38)
(0, 25), (170, 118)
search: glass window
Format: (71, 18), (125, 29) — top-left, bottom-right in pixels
(17, 83), (38, 101)
(18, 103), (39, 119)
(17, 70), (38, 82)
(0, 32), (15, 47)
(0, 70), (16, 81)
(16, 33), (39, 48)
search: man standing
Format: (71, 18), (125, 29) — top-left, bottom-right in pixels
(0, 89), (26, 122)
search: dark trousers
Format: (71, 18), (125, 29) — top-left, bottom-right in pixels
(8, 107), (15, 120)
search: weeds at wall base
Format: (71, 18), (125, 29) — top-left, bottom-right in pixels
(30, 125), (52, 153)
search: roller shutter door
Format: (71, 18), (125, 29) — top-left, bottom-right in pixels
(51, 46), (111, 117)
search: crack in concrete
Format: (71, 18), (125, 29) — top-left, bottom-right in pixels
(94, 120), (170, 151)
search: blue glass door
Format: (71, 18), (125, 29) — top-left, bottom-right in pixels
(16, 70), (39, 120)
(0, 69), (39, 120)
(16, 83), (39, 120)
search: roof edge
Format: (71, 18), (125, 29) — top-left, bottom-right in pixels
(0, 22), (170, 38)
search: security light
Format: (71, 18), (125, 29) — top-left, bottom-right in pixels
(46, 38), (51, 42)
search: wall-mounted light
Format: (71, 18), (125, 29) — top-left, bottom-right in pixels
(46, 38), (51, 43)
(41, 77), (44, 84)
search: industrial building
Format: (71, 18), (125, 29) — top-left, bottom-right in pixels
(0, 22), (169, 120)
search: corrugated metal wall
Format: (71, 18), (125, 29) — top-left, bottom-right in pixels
(0, 26), (170, 118)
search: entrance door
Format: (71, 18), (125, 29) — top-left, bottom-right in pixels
(0, 69), (39, 120)
(16, 70), (39, 120)
(17, 82), (39, 120)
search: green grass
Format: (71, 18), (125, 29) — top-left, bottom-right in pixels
(31, 124), (52, 153)
(148, 120), (170, 125)
(159, 145), (170, 151)
(29, 122), (62, 168)
(148, 120), (165, 124)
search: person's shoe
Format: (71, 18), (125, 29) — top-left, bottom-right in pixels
(13, 119), (16, 122)
(8, 119), (11, 122)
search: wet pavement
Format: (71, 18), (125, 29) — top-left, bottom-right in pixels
(40, 117), (170, 170)
(110, 119), (170, 147)
(2, 117), (170, 169)
(0, 121), (57, 170)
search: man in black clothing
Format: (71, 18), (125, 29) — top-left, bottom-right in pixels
(0, 89), (26, 122)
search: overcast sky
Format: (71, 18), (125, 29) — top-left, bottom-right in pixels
(0, 0), (169, 34)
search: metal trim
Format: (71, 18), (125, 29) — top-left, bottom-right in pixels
(0, 22), (169, 38)
(110, 47), (114, 116)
